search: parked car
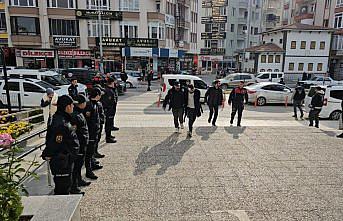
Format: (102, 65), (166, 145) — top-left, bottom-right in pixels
(5, 69), (87, 94)
(304, 85), (343, 120)
(256, 72), (284, 83)
(110, 72), (140, 88)
(218, 73), (256, 90)
(0, 78), (64, 107)
(298, 76), (343, 89)
(160, 74), (208, 102)
(245, 82), (293, 106)
(61, 68), (98, 89)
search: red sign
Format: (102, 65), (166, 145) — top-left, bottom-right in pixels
(58, 50), (92, 58)
(20, 50), (55, 58)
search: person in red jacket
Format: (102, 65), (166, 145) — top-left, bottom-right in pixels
(228, 81), (248, 127)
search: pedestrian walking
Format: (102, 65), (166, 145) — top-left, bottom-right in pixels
(184, 84), (202, 137)
(205, 80), (223, 126)
(41, 88), (58, 126)
(70, 94), (90, 194)
(120, 71), (128, 91)
(292, 85), (306, 120)
(337, 100), (343, 138)
(68, 78), (78, 100)
(147, 70), (153, 91)
(101, 77), (118, 143)
(279, 78), (285, 85)
(163, 81), (186, 133)
(308, 86), (324, 128)
(228, 81), (248, 127)
(42, 95), (79, 195)
(84, 88), (102, 180)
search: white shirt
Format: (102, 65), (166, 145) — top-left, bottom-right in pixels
(188, 92), (195, 108)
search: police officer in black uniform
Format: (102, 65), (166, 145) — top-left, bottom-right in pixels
(228, 81), (249, 127)
(101, 77), (118, 143)
(94, 85), (106, 158)
(84, 88), (101, 179)
(42, 95), (79, 195)
(68, 78), (78, 100)
(70, 95), (91, 194)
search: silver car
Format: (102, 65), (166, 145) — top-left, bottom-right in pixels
(219, 73), (256, 90)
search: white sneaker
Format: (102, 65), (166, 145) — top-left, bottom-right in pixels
(175, 128), (180, 133)
(180, 124), (184, 129)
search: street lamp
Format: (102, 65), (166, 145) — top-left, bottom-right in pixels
(0, 48), (11, 113)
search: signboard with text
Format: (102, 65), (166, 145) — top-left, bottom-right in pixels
(97, 37), (158, 48)
(202, 0), (228, 8)
(20, 50), (55, 58)
(53, 37), (77, 47)
(58, 50), (92, 58)
(75, 10), (122, 20)
(200, 48), (225, 55)
(201, 16), (227, 24)
(201, 32), (226, 40)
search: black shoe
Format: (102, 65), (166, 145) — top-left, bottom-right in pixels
(70, 187), (85, 195)
(110, 135), (116, 139)
(92, 164), (103, 170)
(92, 159), (100, 165)
(337, 133), (343, 138)
(292, 115), (296, 118)
(208, 119), (211, 124)
(230, 120), (233, 125)
(79, 179), (91, 187)
(94, 152), (105, 158)
(106, 137), (117, 143)
(309, 124), (313, 127)
(86, 172), (98, 180)
(212, 123), (216, 127)
(111, 127), (119, 131)
(315, 125), (319, 128)
(237, 124), (241, 127)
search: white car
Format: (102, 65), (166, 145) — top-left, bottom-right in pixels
(304, 85), (343, 120)
(0, 78), (64, 107)
(298, 76), (343, 89)
(160, 74), (208, 102)
(219, 73), (256, 90)
(256, 72), (284, 83)
(245, 82), (293, 106)
(111, 72), (140, 88)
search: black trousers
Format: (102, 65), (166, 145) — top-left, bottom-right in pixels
(105, 114), (114, 139)
(187, 108), (196, 132)
(95, 124), (103, 153)
(172, 108), (184, 128)
(85, 140), (96, 174)
(293, 100), (304, 117)
(53, 175), (71, 195)
(309, 109), (321, 127)
(71, 152), (85, 189)
(231, 105), (244, 126)
(208, 105), (219, 125)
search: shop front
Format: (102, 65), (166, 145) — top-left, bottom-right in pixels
(57, 49), (93, 69)
(200, 55), (223, 74)
(16, 49), (55, 69)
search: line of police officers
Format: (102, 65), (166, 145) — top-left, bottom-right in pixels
(42, 77), (119, 195)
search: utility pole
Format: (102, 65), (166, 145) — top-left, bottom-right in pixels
(98, 0), (104, 74)
(1, 48), (11, 113)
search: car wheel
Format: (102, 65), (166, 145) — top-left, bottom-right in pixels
(126, 82), (133, 88)
(330, 110), (342, 120)
(257, 97), (266, 106)
(221, 84), (228, 90)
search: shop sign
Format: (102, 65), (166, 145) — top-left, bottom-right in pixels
(201, 16), (227, 24)
(75, 9), (122, 20)
(202, 0), (228, 7)
(201, 32), (226, 40)
(165, 14), (175, 27)
(169, 49), (178, 58)
(53, 37), (77, 47)
(98, 37), (158, 48)
(20, 50), (55, 58)
(201, 48), (225, 55)
(130, 48), (153, 57)
(58, 50), (92, 58)
(200, 55), (224, 61)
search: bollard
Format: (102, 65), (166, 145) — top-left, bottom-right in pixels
(46, 160), (52, 187)
(285, 96), (288, 108)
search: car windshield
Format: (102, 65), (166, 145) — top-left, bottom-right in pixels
(44, 75), (70, 86)
(129, 72), (141, 77)
(36, 81), (59, 90)
(53, 75), (70, 84)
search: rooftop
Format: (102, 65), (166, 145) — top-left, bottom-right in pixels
(263, 23), (335, 34)
(242, 43), (284, 53)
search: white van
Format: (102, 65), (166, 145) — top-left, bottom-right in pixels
(304, 85), (343, 120)
(160, 75), (209, 102)
(256, 72), (284, 83)
(3, 69), (87, 94)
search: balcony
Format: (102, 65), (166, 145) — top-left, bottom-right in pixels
(238, 17), (247, 24)
(8, 6), (39, 15)
(11, 35), (41, 46)
(177, 20), (190, 29)
(147, 12), (165, 21)
(47, 8), (75, 16)
(122, 11), (140, 19)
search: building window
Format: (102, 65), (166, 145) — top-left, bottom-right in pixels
(204, 40), (211, 48)
(337, 0), (343, 8)
(310, 41), (316, 49)
(49, 19), (79, 36)
(300, 41), (306, 49)
(334, 13), (343, 28)
(48, 0), (75, 8)
(230, 24), (234, 32)
(289, 63), (294, 71)
(320, 41), (325, 50)
(268, 55), (273, 63)
(120, 23), (138, 38)
(317, 63), (323, 71)
(87, 0), (109, 10)
(261, 55), (266, 63)
(88, 20), (111, 37)
(10, 0), (36, 7)
(119, 0), (139, 11)
(11, 16), (40, 35)
(279, 39), (282, 44)
(323, 19), (329, 27)
(298, 63), (304, 71)
(308, 63), (313, 71)
(291, 41), (296, 49)
(275, 55), (281, 63)
(232, 7), (235, 16)
(0, 12), (6, 30)
(220, 6), (226, 15)
(205, 24), (211, 32)
(148, 22), (165, 39)
(217, 39), (225, 48)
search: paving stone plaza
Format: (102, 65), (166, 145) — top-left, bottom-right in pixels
(80, 88), (343, 220)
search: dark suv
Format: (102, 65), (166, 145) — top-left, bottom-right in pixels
(61, 68), (97, 89)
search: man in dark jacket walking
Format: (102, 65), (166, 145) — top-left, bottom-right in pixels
(184, 84), (202, 137)
(147, 70), (153, 91)
(70, 95), (90, 194)
(309, 86), (324, 128)
(228, 81), (248, 127)
(68, 78), (78, 100)
(292, 85), (306, 120)
(42, 95), (79, 195)
(205, 80), (223, 126)
(163, 81), (186, 133)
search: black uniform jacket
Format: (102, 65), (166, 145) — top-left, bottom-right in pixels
(68, 85), (78, 100)
(101, 86), (117, 115)
(205, 87), (223, 107)
(228, 87), (248, 107)
(163, 87), (186, 111)
(71, 107), (89, 150)
(84, 100), (101, 141)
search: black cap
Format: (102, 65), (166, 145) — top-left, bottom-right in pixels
(57, 95), (74, 111)
(75, 94), (87, 104)
(89, 87), (101, 98)
(174, 81), (180, 86)
(71, 77), (78, 81)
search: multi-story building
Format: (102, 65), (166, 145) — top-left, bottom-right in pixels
(330, 0), (343, 79)
(199, 0), (262, 73)
(239, 23), (334, 80)
(261, 0), (283, 31)
(4, 0), (201, 73)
